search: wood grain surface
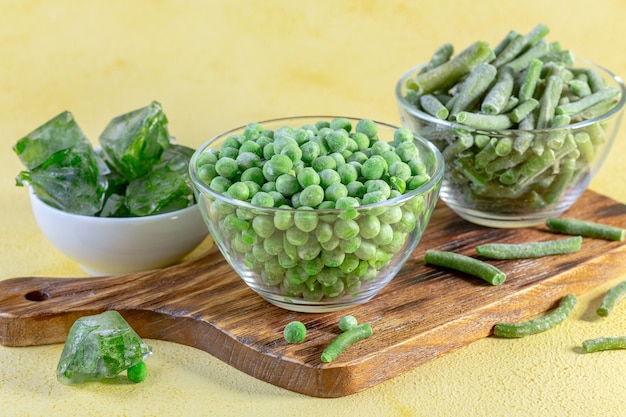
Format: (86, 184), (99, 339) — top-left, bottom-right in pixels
(1, 189), (626, 398)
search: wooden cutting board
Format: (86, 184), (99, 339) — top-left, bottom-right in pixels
(1, 189), (626, 398)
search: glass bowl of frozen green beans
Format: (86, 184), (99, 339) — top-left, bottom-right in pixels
(189, 116), (444, 312)
(395, 35), (626, 228)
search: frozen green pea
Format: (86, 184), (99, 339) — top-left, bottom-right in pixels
(302, 257), (324, 275)
(361, 191), (387, 205)
(338, 163), (358, 184)
(388, 161), (412, 181)
(393, 127), (414, 143)
(300, 140), (320, 163)
(381, 231), (407, 253)
(275, 174), (301, 197)
(320, 234), (340, 251)
(317, 267), (339, 286)
(220, 146), (239, 160)
(286, 226), (310, 246)
(239, 140), (262, 155)
(339, 235), (361, 253)
(303, 285), (325, 301)
(395, 141), (420, 162)
(322, 248), (346, 267)
(354, 240), (376, 260)
(366, 179), (391, 198)
(325, 183), (348, 202)
(312, 155), (337, 172)
(196, 151), (218, 166)
(198, 163), (217, 184)
(369, 248), (391, 269)
(407, 174), (430, 190)
(263, 154), (293, 181)
(330, 118), (352, 132)
(297, 239), (322, 260)
(262, 267), (284, 286)
(358, 215), (381, 239)
(326, 129), (349, 153)
(252, 244), (273, 262)
(269, 191), (286, 207)
(251, 191), (274, 207)
(210, 198), (236, 218)
(340, 254), (360, 274)
(379, 205), (402, 224)
(335, 196), (360, 220)
(240, 167), (264, 185)
(354, 118), (376, 138)
(390, 176), (406, 193)
(350, 132), (370, 150)
(319, 169), (341, 188)
(371, 141), (392, 156)
(347, 151), (368, 164)
(294, 208), (318, 232)
(236, 151), (261, 170)
(408, 159), (427, 175)
(395, 210), (417, 233)
(299, 184), (324, 208)
(322, 278), (345, 298)
(286, 266), (309, 285)
(214, 157), (239, 179)
(372, 223), (393, 245)
(278, 249), (298, 269)
(274, 209), (293, 230)
(263, 233), (284, 255)
(283, 321), (307, 344)
(381, 150), (402, 168)
(226, 182), (249, 201)
(347, 181), (366, 198)
(315, 221), (334, 243)
(297, 167), (320, 187)
(334, 218), (360, 239)
(251, 215), (275, 238)
(361, 155), (387, 180)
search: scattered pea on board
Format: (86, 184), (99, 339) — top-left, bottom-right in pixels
(283, 321), (307, 344)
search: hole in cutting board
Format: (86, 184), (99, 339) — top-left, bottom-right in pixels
(24, 290), (51, 302)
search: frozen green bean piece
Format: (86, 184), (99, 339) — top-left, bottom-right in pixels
(493, 293), (577, 338)
(419, 94), (449, 120)
(476, 236), (582, 259)
(491, 33), (525, 67)
(450, 63), (498, 118)
(509, 98), (539, 123)
(546, 114), (571, 149)
(522, 23), (550, 49)
(456, 112), (512, 130)
(481, 67), (515, 115)
(556, 87), (620, 116)
(518, 58), (543, 103)
(596, 280), (626, 317)
(493, 30), (519, 56)
(574, 132), (595, 162)
(442, 134), (473, 161)
(582, 336), (626, 353)
(409, 41), (494, 95)
(536, 75), (563, 129)
(546, 217), (626, 241)
(567, 79), (592, 98)
(419, 43), (454, 74)
(321, 323), (372, 363)
(424, 250), (506, 286)
(283, 321), (307, 344)
(543, 157), (576, 204)
(504, 40), (550, 74)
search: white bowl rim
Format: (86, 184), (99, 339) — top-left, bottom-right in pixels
(29, 187), (200, 223)
(189, 115), (445, 213)
(395, 58), (626, 133)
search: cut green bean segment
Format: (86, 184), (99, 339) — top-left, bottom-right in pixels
(321, 323), (373, 363)
(596, 280), (626, 317)
(582, 336), (626, 353)
(546, 217), (625, 241)
(476, 236), (582, 259)
(493, 293), (577, 338)
(401, 25), (623, 214)
(424, 249), (506, 286)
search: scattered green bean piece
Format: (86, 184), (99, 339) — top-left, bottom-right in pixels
(283, 321), (307, 344)
(493, 293), (577, 338)
(321, 323), (373, 363)
(424, 249), (506, 286)
(596, 280), (626, 317)
(546, 217), (626, 241)
(127, 361), (148, 383)
(476, 236), (582, 259)
(338, 315), (359, 332)
(582, 336), (626, 353)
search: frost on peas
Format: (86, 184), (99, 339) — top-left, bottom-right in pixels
(330, 117), (352, 132)
(371, 141), (392, 156)
(241, 167), (265, 185)
(334, 218), (360, 239)
(393, 127), (414, 144)
(323, 279), (345, 298)
(354, 240), (376, 261)
(339, 235), (361, 253)
(337, 163), (358, 184)
(236, 151), (261, 170)
(335, 196), (360, 220)
(319, 168), (341, 188)
(325, 183), (348, 203)
(347, 181), (366, 198)
(366, 179), (392, 198)
(274, 209), (293, 230)
(252, 215), (275, 238)
(215, 157), (239, 179)
(361, 155), (388, 180)
(286, 226), (309, 246)
(315, 222), (334, 243)
(355, 118), (378, 140)
(396, 142), (420, 162)
(294, 208), (318, 232)
(300, 141), (321, 163)
(326, 129), (349, 153)
(379, 205), (403, 224)
(299, 184), (324, 207)
(312, 156), (337, 172)
(297, 239), (322, 260)
(357, 215), (381, 239)
(297, 167), (320, 188)
(275, 173), (301, 197)
(263, 232), (284, 255)
(389, 161), (412, 181)
(251, 191), (274, 207)
(226, 182), (249, 201)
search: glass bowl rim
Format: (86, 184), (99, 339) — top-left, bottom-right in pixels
(189, 115), (445, 213)
(394, 58), (626, 134)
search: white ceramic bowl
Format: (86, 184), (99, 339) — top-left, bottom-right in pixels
(29, 190), (209, 276)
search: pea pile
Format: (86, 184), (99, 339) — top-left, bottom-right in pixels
(194, 118), (439, 302)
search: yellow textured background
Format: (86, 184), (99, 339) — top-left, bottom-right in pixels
(1, 1), (626, 416)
